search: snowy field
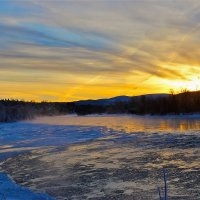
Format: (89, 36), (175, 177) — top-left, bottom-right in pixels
(0, 115), (200, 199)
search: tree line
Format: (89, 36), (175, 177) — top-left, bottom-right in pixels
(1, 90), (200, 122)
(74, 90), (200, 115)
(0, 100), (74, 122)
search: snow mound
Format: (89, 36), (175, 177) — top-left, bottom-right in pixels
(0, 172), (54, 200)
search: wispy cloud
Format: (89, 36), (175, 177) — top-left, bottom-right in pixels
(0, 0), (200, 101)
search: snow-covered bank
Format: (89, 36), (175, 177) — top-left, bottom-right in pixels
(0, 122), (111, 160)
(0, 172), (54, 200)
(0, 115), (200, 199)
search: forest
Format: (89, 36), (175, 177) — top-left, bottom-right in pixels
(1, 90), (200, 122)
(0, 100), (75, 122)
(74, 90), (200, 115)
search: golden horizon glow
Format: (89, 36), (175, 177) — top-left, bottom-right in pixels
(1, 1), (200, 101)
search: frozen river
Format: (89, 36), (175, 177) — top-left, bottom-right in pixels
(0, 115), (200, 199)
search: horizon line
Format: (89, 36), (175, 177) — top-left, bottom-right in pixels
(1, 89), (199, 103)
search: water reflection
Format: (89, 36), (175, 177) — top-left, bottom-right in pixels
(30, 114), (200, 133)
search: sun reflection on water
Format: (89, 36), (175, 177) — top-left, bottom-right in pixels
(30, 115), (200, 133)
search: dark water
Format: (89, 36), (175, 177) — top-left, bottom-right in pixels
(0, 115), (200, 199)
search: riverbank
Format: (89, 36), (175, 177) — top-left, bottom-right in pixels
(0, 172), (54, 200)
(0, 115), (199, 199)
(1, 90), (200, 122)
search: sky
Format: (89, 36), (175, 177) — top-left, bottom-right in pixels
(1, 0), (200, 101)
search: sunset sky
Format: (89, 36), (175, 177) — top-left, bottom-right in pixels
(1, 0), (200, 101)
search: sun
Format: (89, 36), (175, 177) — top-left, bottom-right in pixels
(186, 76), (200, 91)
(159, 75), (200, 93)
(170, 77), (200, 91)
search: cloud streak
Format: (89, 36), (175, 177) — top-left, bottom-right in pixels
(0, 0), (200, 101)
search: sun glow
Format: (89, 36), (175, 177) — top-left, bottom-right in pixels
(186, 76), (200, 91)
(158, 64), (200, 93)
(162, 75), (200, 93)
(1, 1), (200, 101)
(176, 81), (199, 92)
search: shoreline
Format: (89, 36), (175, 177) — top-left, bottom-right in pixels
(0, 115), (199, 199)
(2, 112), (200, 124)
(0, 171), (54, 200)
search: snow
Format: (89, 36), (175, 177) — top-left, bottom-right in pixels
(0, 121), (112, 199)
(0, 115), (200, 199)
(0, 172), (54, 200)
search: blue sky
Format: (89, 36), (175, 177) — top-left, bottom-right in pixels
(0, 0), (200, 101)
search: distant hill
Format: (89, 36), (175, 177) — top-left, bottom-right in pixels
(1, 91), (200, 122)
(74, 93), (169, 106)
